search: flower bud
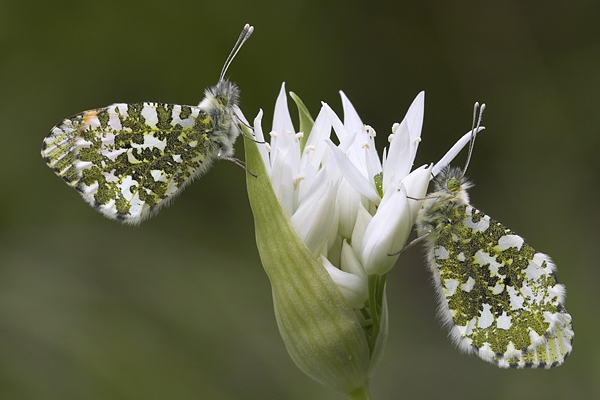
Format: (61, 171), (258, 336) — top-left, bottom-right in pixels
(245, 129), (372, 393)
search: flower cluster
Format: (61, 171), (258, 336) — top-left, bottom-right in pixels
(243, 84), (479, 397)
(253, 84), (430, 304)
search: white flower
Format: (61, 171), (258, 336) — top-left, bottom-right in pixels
(252, 84), (478, 307)
(325, 92), (431, 276)
(245, 84), (483, 393)
(253, 85), (340, 253)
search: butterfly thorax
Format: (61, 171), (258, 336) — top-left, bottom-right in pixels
(416, 166), (473, 238)
(200, 79), (241, 159)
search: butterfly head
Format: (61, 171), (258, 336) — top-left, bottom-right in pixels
(214, 79), (240, 108)
(197, 24), (254, 158)
(204, 79), (240, 111)
(429, 102), (485, 204)
(432, 165), (473, 205)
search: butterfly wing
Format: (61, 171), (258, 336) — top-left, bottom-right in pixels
(41, 103), (220, 224)
(427, 204), (573, 368)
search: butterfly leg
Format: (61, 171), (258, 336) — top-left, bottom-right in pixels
(388, 231), (431, 256)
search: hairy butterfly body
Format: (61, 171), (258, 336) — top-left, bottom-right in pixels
(41, 25), (253, 224)
(415, 106), (573, 368)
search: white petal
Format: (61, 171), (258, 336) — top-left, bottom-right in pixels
(301, 105), (334, 172)
(341, 240), (367, 281)
(340, 91), (364, 136)
(346, 126), (375, 178)
(327, 234), (343, 268)
(337, 179), (364, 239)
(270, 147), (296, 217)
(291, 182), (338, 253)
(350, 202), (373, 258)
(383, 92), (424, 189)
(400, 164), (432, 225)
(271, 130), (301, 178)
(252, 109), (271, 174)
(296, 163), (317, 205)
(299, 158), (341, 206)
(383, 119), (410, 190)
(253, 108), (266, 142)
(431, 127), (484, 177)
(232, 104), (251, 127)
(329, 96), (380, 180)
(268, 85), (302, 180)
(326, 139), (380, 204)
(405, 91), (425, 163)
(323, 102), (350, 143)
(360, 183), (411, 275)
(321, 256), (368, 310)
(325, 202), (342, 263)
(363, 134), (383, 185)
(272, 82), (295, 141)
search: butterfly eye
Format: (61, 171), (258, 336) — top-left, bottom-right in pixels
(447, 177), (461, 192)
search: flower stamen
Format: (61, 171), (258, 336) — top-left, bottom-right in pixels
(304, 145), (316, 155)
(293, 175), (305, 190)
(364, 125), (376, 137)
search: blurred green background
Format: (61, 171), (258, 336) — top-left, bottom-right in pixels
(1, 1), (598, 399)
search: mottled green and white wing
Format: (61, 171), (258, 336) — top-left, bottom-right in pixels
(428, 205), (573, 368)
(41, 103), (220, 224)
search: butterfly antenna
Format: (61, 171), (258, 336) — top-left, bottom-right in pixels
(219, 24), (254, 82)
(462, 102), (485, 176)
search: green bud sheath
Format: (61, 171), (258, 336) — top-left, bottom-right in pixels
(244, 126), (371, 393)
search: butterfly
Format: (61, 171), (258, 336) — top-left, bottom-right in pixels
(41, 24), (254, 224)
(415, 104), (573, 368)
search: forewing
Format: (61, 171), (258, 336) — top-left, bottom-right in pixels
(431, 204), (573, 368)
(41, 103), (218, 223)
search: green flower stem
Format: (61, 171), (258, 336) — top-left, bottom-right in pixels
(244, 125), (372, 394)
(347, 384), (371, 400)
(367, 274), (387, 354)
